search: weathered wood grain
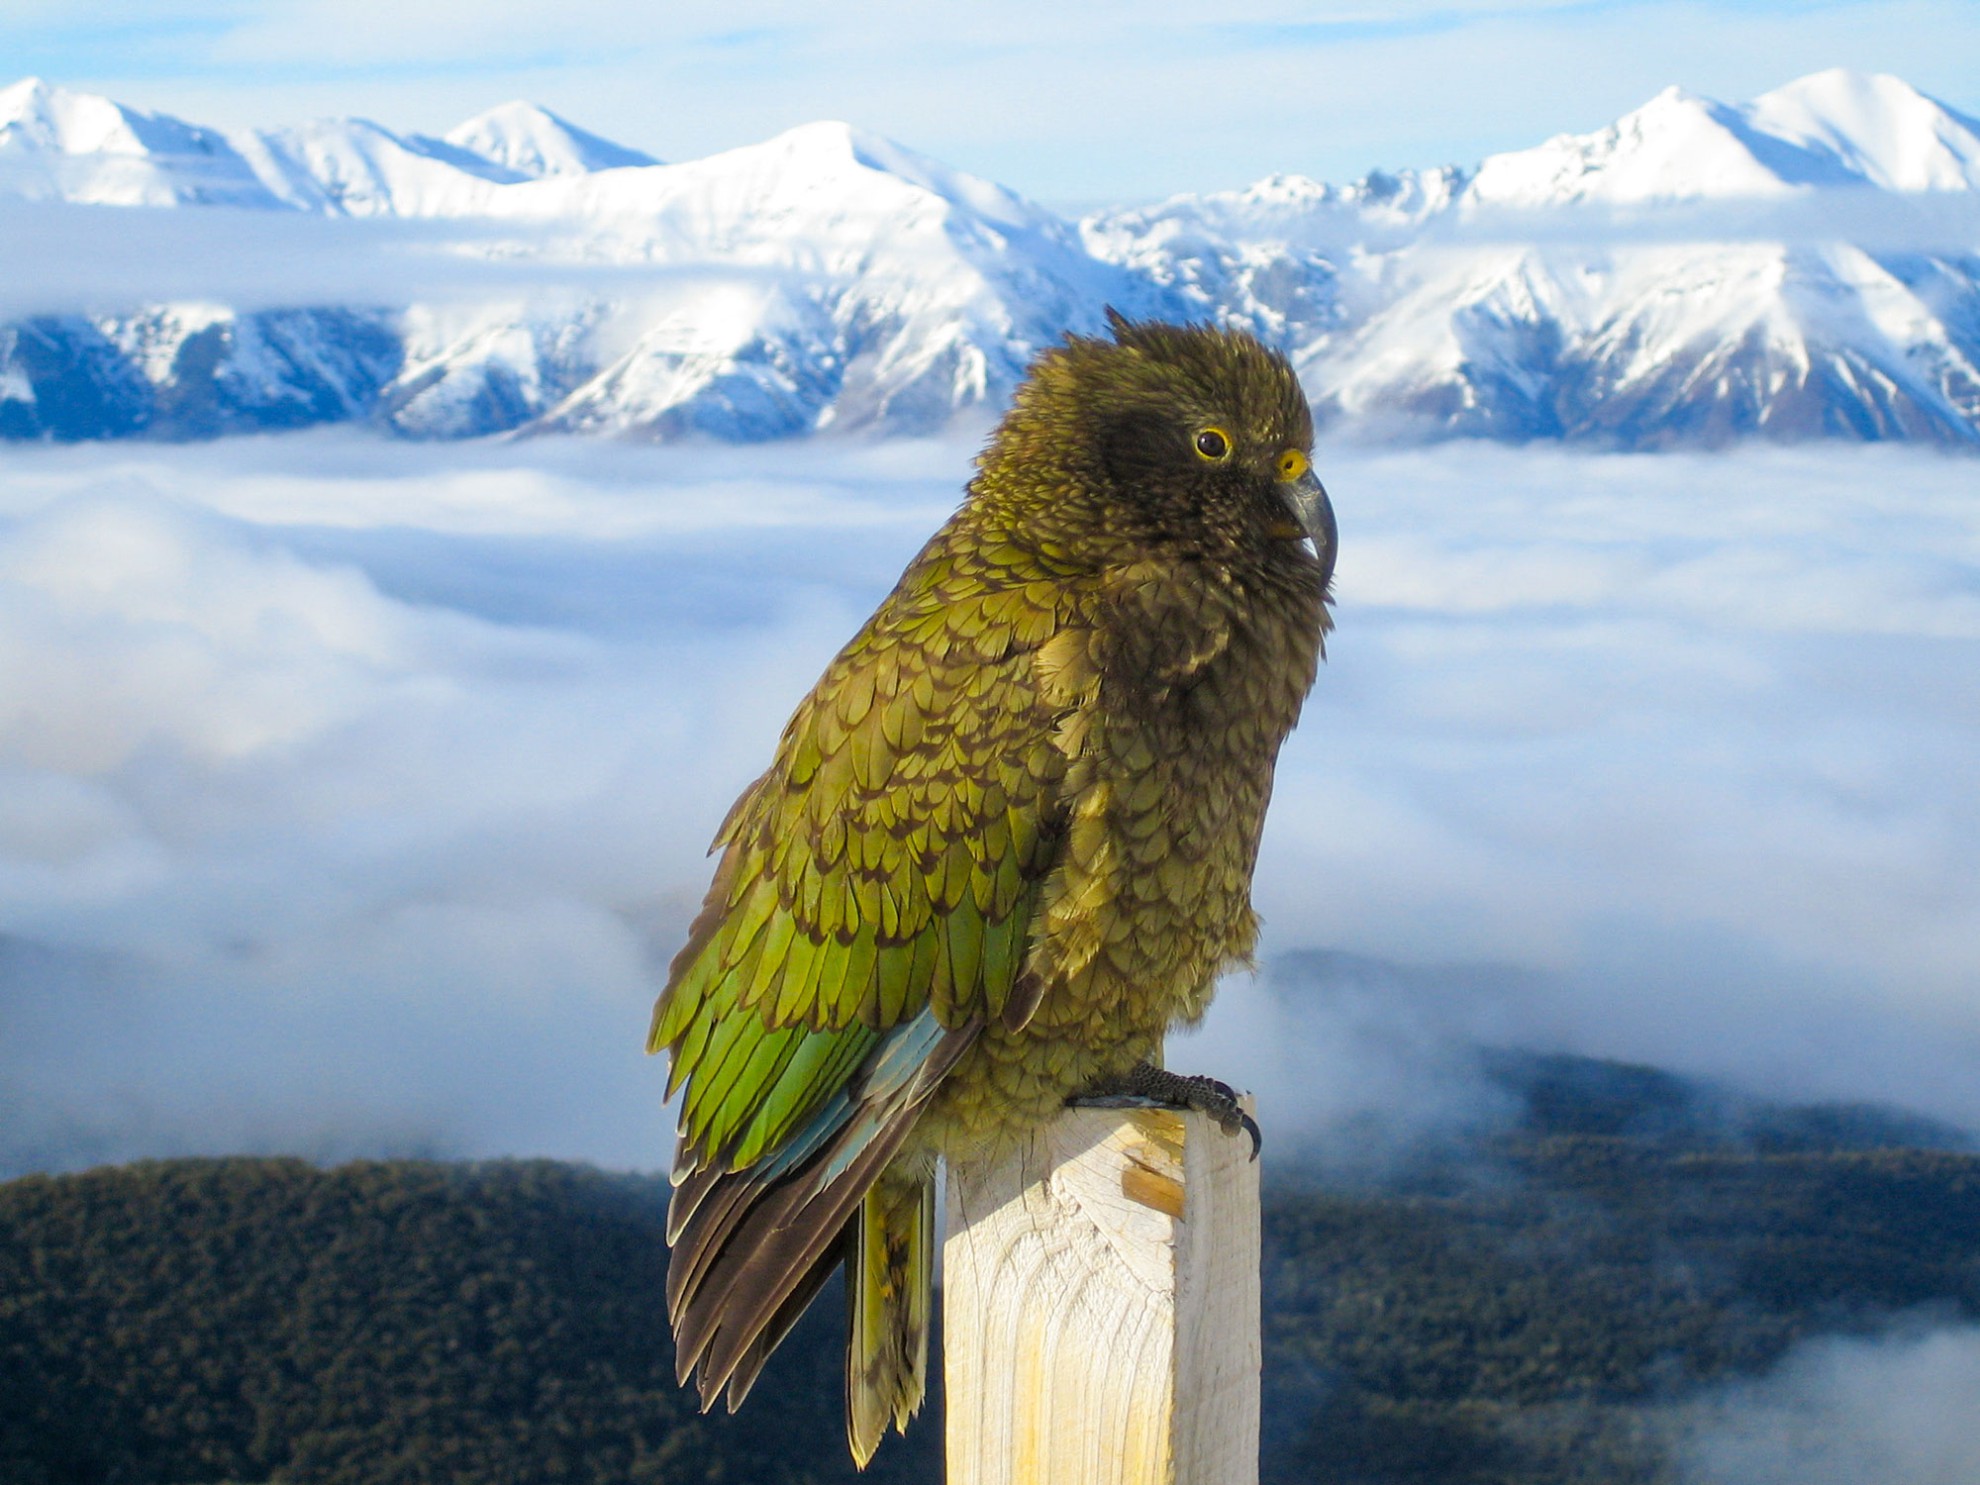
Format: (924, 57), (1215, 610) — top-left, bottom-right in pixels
(944, 1102), (1261, 1484)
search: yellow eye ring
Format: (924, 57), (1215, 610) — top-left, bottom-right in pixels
(1194, 427), (1232, 462)
(1278, 448), (1310, 481)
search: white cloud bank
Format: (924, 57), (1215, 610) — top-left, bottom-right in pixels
(5, 190), (1978, 328)
(1673, 1319), (1980, 1485)
(0, 201), (770, 319)
(2, 431), (1978, 1175)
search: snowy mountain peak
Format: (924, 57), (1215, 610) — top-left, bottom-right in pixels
(1468, 69), (1980, 210)
(442, 102), (657, 179)
(742, 119), (949, 190)
(676, 119), (1055, 238)
(0, 76), (279, 207)
(2, 76), (132, 150)
(1468, 84), (1810, 207)
(233, 114), (525, 216)
(748, 118), (880, 169)
(1746, 69), (1980, 192)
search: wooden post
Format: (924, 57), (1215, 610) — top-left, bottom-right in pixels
(943, 1102), (1261, 1485)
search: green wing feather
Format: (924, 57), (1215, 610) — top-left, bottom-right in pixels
(649, 524), (1090, 1175)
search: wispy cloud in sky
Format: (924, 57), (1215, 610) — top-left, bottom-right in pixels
(7, 1), (1976, 202)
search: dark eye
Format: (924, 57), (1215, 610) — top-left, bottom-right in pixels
(1194, 427), (1232, 462)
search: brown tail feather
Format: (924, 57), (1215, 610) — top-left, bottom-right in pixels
(720, 1233), (847, 1411)
(682, 1102), (927, 1401)
(666, 1165), (755, 1323)
(666, 1022), (976, 1415)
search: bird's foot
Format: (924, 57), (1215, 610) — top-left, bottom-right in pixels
(1068, 1062), (1261, 1159)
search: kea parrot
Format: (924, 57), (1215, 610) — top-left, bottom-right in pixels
(648, 312), (1337, 1466)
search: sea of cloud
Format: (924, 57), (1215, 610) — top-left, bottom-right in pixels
(2, 430), (1977, 1177)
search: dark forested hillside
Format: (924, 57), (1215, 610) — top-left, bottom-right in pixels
(1262, 1142), (1980, 1483)
(3, 1061), (1977, 1485)
(0, 1159), (940, 1485)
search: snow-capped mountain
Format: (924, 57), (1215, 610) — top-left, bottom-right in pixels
(1290, 70), (1980, 443)
(0, 81), (1156, 440)
(0, 80), (646, 214)
(388, 121), (1155, 438)
(1080, 166), (1469, 351)
(234, 117), (522, 215)
(1081, 70), (1980, 445)
(444, 102), (659, 180)
(1459, 69), (1980, 206)
(1743, 69), (1980, 193)
(357, 118), (1157, 439)
(0, 77), (283, 208)
(2, 69), (1978, 447)
(233, 104), (659, 214)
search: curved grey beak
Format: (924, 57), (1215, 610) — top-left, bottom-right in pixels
(1285, 468), (1337, 596)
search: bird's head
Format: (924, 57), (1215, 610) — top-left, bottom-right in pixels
(977, 311), (1336, 595)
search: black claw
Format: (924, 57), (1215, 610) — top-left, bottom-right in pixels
(1068, 1062), (1262, 1159)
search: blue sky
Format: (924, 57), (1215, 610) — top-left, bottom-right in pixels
(6, 0), (1978, 204)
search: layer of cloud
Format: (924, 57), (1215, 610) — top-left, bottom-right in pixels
(1239, 440), (1980, 1132)
(0, 432), (955, 1175)
(1672, 1318), (1980, 1485)
(0, 202), (775, 319)
(1439, 192), (1980, 252)
(2, 432), (1979, 1178)
(7, 191), (1975, 333)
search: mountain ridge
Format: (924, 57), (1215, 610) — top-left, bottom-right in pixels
(2, 70), (1977, 447)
